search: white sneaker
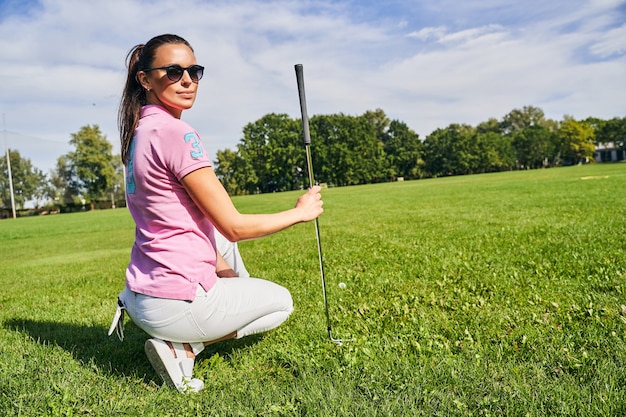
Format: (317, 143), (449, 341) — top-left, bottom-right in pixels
(144, 338), (204, 393)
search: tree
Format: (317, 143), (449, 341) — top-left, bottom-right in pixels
(61, 125), (115, 209)
(422, 124), (476, 177)
(500, 106), (548, 134)
(50, 155), (80, 207)
(363, 108), (391, 140)
(238, 114), (302, 193)
(556, 117), (595, 165)
(0, 149), (47, 209)
(214, 147), (256, 195)
(512, 125), (557, 168)
(473, 131), (515, 172)
(107, 156), (125, 207)
(362, 109), (424, 180)
(311, 113), (386, 186)
(594, 116), (626, 148)
(476, 118), (503, 134)
(382, 119), (423, 180)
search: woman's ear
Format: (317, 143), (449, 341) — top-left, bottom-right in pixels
(136, 71), (151, 91)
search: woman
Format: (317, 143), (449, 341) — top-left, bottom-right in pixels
(113, 34), (323, 392)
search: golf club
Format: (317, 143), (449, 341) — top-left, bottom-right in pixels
(295, 63), (352, 346)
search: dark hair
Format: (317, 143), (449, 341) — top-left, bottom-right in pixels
(118, 34), (194, 164)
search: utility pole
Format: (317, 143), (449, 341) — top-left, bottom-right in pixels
(3, 114), (16, 219)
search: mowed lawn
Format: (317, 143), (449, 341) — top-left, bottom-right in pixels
(1, 163), (625, 416)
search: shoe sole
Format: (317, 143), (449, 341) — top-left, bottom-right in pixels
(145, 339), (178, 389)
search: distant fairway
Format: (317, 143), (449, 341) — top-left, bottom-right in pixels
(1, 163), (625, 416)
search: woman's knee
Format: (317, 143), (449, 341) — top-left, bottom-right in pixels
(279, 286), (294, 314)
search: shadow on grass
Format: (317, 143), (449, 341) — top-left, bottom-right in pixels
(2, 317), (264, 384)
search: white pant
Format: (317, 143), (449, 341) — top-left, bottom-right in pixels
(119, 232), (293, 343)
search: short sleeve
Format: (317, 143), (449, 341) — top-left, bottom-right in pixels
(158, 121), (212, 180)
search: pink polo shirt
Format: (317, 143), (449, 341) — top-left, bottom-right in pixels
(125, 105), (217, 301)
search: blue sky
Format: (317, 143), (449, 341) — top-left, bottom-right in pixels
(1, 0), (624, 174)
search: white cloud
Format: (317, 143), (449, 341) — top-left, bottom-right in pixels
(407, 26), (447, 41)
(589, 23), (626, 57)
(436, 25), (506, 45)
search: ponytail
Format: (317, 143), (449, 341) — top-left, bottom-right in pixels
(118, 44), (145, 164)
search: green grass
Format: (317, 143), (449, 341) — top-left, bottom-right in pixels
(1, 164), (625, 416)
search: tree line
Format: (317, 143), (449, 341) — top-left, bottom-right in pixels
(1, 125), (124, 215)
(215, 106), (625, 195)
(1, 106), (625, 214)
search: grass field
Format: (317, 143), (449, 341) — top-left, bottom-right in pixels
(1, 163), (625, 416)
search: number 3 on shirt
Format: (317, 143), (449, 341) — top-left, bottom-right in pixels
(184, 132), (204, 159)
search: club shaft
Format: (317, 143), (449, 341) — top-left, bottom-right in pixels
(305, 144), (332, 337)
(296, 64), (333, 339)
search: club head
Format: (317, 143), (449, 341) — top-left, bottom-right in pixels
(329, 330), (353, 346)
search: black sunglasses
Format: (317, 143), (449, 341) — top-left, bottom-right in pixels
(142, 64), (204, 82)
